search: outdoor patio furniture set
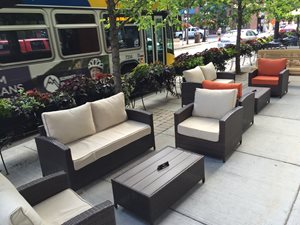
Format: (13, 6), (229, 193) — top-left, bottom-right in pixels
(1, 58), (289, 225)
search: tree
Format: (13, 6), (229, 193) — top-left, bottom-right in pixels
(105, 0), (180, 93)
(263, 0), (300, 39)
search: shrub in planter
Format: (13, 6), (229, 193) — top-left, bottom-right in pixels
(240, 43), (253, 57)
(223, 44), (237, 60)
(173, 53), (203, 74)
(58, 74), (115, 106)
(201, 48), (227, 71)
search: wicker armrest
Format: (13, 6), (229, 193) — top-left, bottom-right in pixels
(174, 103), (194, 127)
(181, 82), (201, 106)
(63, 200), (116, 225)
(18, 171), (69, 206)
(248, 69), (258, 85)
(216, 72), (236, 80)
(220, 106), (243, 142)
(239, 92), (255, 106)
(126, 108), (153, 125)
(35, 136), (73, 175)
(279, 69), (289, 82)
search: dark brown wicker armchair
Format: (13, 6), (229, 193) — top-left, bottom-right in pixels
(181, 71), (236, 106)
(174, 103), (243, 162)
(248, 68), (289, 97)
(35, 108), (155, 190)
(17, 172), (116, 225)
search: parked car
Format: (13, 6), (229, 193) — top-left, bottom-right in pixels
(217, 29), (257, 48)
(279, 24), (297, 33)
(175, 27), (205, 40)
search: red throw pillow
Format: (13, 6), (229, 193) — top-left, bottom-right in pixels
(257, 58), (287, 76)
(202, 80), (242, 98)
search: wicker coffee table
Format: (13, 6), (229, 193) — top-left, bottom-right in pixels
(244, 86), (271, 114)
(111, 146), (205, 224)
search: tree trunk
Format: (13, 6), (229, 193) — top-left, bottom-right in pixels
(235, 0), (242, 74)
(274, 20), (280, 40)
(107, 0), (122, 93)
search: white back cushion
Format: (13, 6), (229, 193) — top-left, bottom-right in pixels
(42, 103), (96, 144)
(192, 88), (237, 119)
(91, 92), (127, 132)
(183, 66), (205, 83)
(200, 62), (217, 81)
(0, 174), (43, 225)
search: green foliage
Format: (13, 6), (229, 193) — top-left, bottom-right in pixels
(201, 48), (227, 71)
(173, 53), (203, 74)
(0, 98), (14, 118)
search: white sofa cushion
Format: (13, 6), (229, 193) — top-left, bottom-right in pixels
(182, 66), (205, 83)
(0, 174), (43, 225)
(68, 120), (151, 170)
(192, 88), (237, 119)
(34, 189), (91, 225)
(200, 62), (217, 81)
(178, 116), (220, 142)
(42, 103), (96, 144)
(214, 79), (234, 84)
(91, 92), (127, 132)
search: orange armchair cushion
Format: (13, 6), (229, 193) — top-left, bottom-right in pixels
(252, 76), (279, 86)
(202, 80), (242, 98)
(257, 58), (287, 76)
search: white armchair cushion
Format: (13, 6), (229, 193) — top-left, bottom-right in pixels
(200, 62), (217, 81)
(34, 189), (92, 225)
(214, 79), (234, 84)
(0, 174), (43, 225)
(178, 116), (220, 142)
(183, 66), (205, 83)
(42, 103), (96, 144)
(91, 92), (127, 132)
(192, 88), (237, 119)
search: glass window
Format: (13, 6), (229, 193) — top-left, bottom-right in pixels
(55, 14), (95, 24)
(58, 28), (99, 55)
(166, 25), (174, 54)
(0, 13), (45, 25)
(0, 29), (52, 64)
(105, 25), (140, 50)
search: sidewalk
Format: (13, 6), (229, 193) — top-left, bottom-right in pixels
(173, 35), (218, 50)
(1, 67), (300, 225)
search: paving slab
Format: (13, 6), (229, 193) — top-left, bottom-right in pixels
(287, 189), (300, 225)
(238, 115), (300, 165)
(172, 152), (300, 225)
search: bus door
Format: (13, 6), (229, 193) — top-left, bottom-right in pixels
(144, 15), (166, 64)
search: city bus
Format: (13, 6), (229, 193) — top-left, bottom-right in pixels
(0, 0), (175, 96)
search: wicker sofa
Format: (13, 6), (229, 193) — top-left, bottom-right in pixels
(35, 93), (155, 190)
(0, 171), (116, 225)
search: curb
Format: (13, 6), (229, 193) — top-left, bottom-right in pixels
(174, 40), (218, 50)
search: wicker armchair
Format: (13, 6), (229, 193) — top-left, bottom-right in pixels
(0, 171), (116, 225)
(181, 71), (236, 106)
(248, 68), (289, 97)
(248, 58), (289, 97)
(175, 89), (243, 162)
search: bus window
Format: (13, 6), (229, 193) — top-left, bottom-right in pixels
(54, 12), (100, 57)
(105, 25), (140, 51)
(58, 28), (99, 56)
(0, 13), (45, 25)
(0, 30), (52, 64)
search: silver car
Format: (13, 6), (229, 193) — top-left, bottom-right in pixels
(218, 29), (257, 48)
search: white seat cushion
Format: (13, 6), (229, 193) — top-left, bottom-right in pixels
(182, 66), (205, 83)
(200, 62), (217, 81)
(42, 103), (96, 144)
(192, 88), (237, 119)
(34, 189), (91, 225)
(214, 79), (234, 83)
(178, 116), (220, 142)
(91, 92), (127, 132)
(68, 120), (151, 170)
(0, 174), (43, 225)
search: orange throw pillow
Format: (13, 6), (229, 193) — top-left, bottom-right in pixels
(257, 58), (287, 76)
(202, 80), (242, 98)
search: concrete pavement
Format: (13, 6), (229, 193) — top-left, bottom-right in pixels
(1, 68), (300, 225)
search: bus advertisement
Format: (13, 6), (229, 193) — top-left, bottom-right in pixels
(0, 0), (174, 97)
